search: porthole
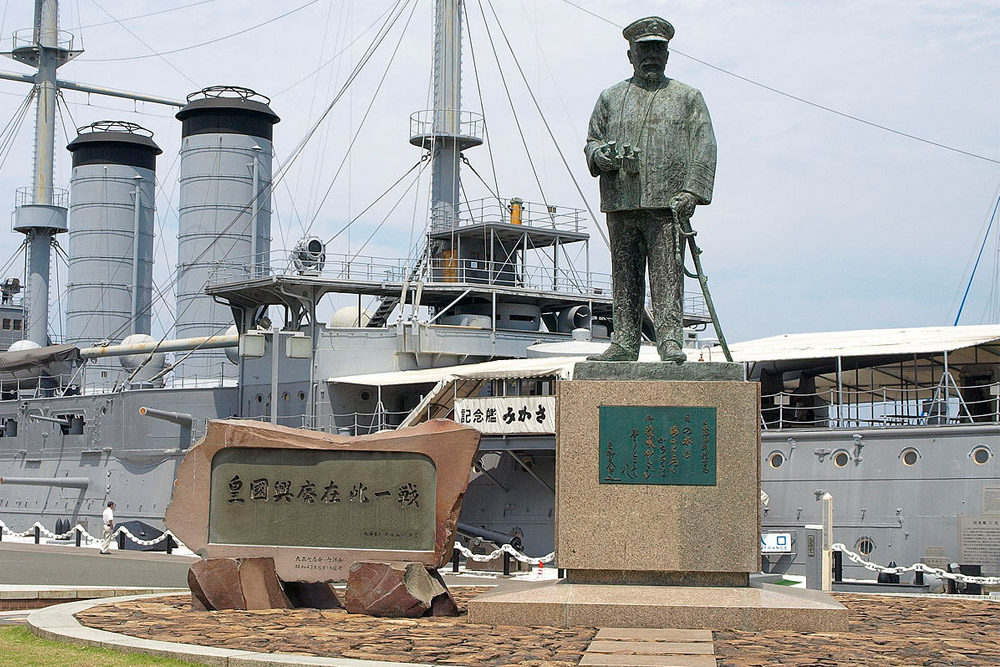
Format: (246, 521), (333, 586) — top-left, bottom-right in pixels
(972, 445), (991, 465)
(255, 394), (263, 403)
(768, 452), (784, 468)
(298, 391), (306, 401)
(901, 448), (919, 466)
(833, 450), (850, 467)
(360, 391), (371, 401)
(856, 536), (875, 556)
(282, 392), (290, 401)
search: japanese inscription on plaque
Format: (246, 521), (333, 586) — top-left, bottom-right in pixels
(209, 448), (436, 551)
(598, 406), (716, 485)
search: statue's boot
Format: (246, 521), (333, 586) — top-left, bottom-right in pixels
(586, 343), (639, 362)
(657, 339), (687, 365)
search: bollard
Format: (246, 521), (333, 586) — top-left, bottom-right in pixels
(915, 570), (924, 586)
(833, 549), (843, 583)
(34, 525), (40, 544)
(452, 547), (460, 573)
(0, 526), (3, 542)
(502, 551), (511, 576)
(118, 532), (126, 551)
(75, 527), (81, 547)
(166, 535), (173, 555)
(558, 568), (565, 579)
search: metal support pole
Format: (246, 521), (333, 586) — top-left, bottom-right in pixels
(131, 178), (143, 333)
(502, 551), (511, 576)
(25, 232), (52, 345)
(833, 549), (843, 583)
(166, 535), (173, 555)
(250, 149), (261, 277)
(836, 356), (844, 428)
(506, 450), (554, 493)
(452, 547), (460, 573)
(75, 527), (81, 547)
(34, 525), (40, 544)
(821, 492), (834, 591)
(270, 328), (280, 425)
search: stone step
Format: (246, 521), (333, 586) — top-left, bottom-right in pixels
(587, 640), (714, 655)
(581, 627), (718, 667)
(595, 628), (714, 642)
(580, 654), (717, 667)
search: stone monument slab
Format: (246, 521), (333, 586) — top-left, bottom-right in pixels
(556, 378), (760, 583)
(166, 419), (480, 583)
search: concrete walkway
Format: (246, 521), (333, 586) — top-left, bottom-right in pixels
(28, 593), (447, 667)
(0, 541), (194, 587)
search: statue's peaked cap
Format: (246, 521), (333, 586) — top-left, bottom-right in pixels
(623, 16), (674, 43)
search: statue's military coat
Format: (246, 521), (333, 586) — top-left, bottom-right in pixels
(585, 77), (717, 212)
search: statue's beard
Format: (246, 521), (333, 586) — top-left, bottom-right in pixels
(635, 64), (664, 83)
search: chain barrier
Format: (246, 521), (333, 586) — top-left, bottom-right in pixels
(452, 541), (554, 564)
(833, 543), (1000, 585)
(0, 520), (181, 549)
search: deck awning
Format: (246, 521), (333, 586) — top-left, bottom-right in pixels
(328, 356), (580, 387)
(702, 325), (1000, 364)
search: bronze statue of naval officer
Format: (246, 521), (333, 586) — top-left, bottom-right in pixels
(585, 16), (717, 364)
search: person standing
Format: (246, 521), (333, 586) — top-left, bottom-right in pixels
(584, 16), (717, 363)
(99, 500), (116, 554)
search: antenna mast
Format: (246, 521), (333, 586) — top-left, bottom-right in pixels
(3, 0), (80, 345)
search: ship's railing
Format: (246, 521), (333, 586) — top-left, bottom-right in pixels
(761, 379), (1000, 430)
(449, 197), (585, 233)
(241, 409), (413, 436)
(9, 27), (77, 54)
(409, 109), (484, 144)
(14, 186), (69, 209)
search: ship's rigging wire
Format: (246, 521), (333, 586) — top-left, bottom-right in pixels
(0, 89), (35, 176)
(301, 0), (419, 239)
(557, 0), (1000, 166)
(86, 0), (197, 86)
(471, 0), (558, 232)
(477, 0), (610, 250)
(324, 157), (428, 247)
(114, 0), (415, 383)
(81, 0), (321, 64)
(66, 0), (224, 32)
(953, 192), (1000, 325)
(462, 0), (501, 211)
(341, 158), (430, 267)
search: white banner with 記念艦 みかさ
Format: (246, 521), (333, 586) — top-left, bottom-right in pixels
(454, 396), (555, 434)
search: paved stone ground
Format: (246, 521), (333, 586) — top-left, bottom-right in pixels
(78, 588), (594, 666)
(77, 590), (1000, 666)
(715, 593), (1000, 666)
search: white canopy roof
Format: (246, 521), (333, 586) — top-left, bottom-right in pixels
(328, 356), (580, 387)
(704, 325), (1000, 363)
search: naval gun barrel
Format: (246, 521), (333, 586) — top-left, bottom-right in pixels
(138, 407), (193, 426)
(457, 522), (523, 551)
(0, 477), (89, 489)
(28, 415), (70, 427)
(79, 334), (239, 359)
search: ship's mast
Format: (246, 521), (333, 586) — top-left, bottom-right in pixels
(429, 0), (463, 233)
(4, 0), (79, 346)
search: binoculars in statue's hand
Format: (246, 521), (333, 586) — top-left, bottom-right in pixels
(604, 141), (641, 175)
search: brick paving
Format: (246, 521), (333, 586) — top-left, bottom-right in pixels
(76, 589), (1000, 666)
(715, 593), (1000, 666)
(78, 587), (594, 666)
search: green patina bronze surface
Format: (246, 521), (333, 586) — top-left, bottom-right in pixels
(598, 405), (716, 485)
(584, 16), (717, 363)
(208, 448), (437, 551)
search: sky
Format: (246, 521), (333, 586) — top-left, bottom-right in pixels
(0, 0), (998, 344)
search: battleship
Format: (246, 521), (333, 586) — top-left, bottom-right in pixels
(0, 0), (998, 584)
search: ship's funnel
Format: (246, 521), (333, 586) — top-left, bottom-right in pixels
(173, 86), (279, 385)
(65, 121), (161, 390)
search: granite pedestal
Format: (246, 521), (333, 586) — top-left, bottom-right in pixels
(468, 361), (847, 631)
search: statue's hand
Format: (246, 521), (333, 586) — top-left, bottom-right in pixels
(668, 192), (698, 220)
(593, 144), (616, 173)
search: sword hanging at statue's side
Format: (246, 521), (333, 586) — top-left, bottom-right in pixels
(672, 210), (733, 362)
